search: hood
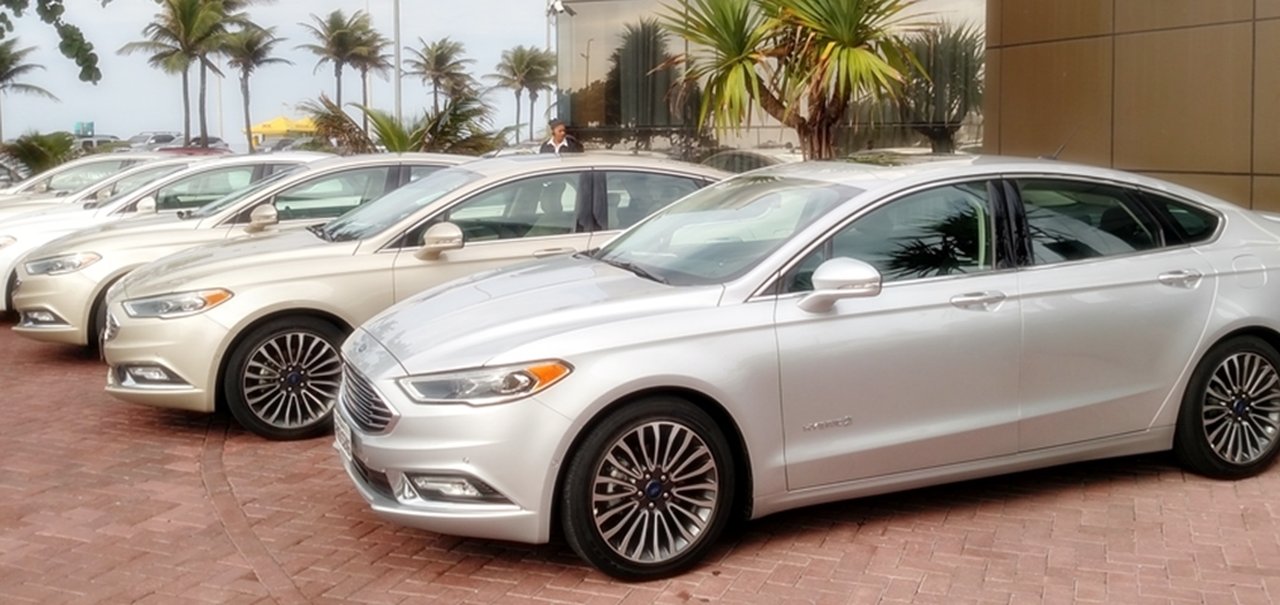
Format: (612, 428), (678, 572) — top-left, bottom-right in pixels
(358, 255), (724, 374)
(0, 198), (63, 222)
(119, 228), (354, 297)
(31, 213), (193, 258)
(0, 204), (117, 242)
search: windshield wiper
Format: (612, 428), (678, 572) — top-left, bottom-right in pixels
(306, 223), (330, 241)
(599, 257), (668, 284)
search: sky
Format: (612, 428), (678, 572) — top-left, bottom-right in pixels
(2, 0), (985, 151)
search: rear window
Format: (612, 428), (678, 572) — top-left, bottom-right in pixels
(1142, 192), (1220, 244)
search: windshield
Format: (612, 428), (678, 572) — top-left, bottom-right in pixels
(186, 166), (306, 219)
(85, 164), (188, 207)
(321, 166), (483, 242)
(127, 135), (149, 144)
(595, 176), (858, 286)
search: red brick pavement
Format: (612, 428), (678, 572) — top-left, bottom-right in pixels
(2, 317), (1280, 604)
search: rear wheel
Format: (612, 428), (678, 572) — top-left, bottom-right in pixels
(222, 316), (346, 441)
(560, 396), (735, 580)
(1174, 336), (1280, 479)
(3, 270), (16, 319)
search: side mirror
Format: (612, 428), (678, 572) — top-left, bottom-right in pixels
(414, 222), (464, 261)
(244, 204), (279, 234)
(797, 257), (882, 313)
(94, 188), (113, 201)
(134, 196), (157, 214)
(32, 180), (50, 194)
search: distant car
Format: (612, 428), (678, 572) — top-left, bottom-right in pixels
(0, 153), (164, 201)
(333, 157), (1280, 580)
(184, 136), (232, 150)
(155, 146), (235, 156)
(700, 148), (803, 173)
(99, 154), (727, 440)
(0, 155), (194, 225)
(124, 131), (182, 151)
(13, 153), (463, 350)
(75, 135), (122, 152)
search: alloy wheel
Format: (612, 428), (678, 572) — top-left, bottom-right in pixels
(1202, 351), (1280, 465)
(240, 331), (342, 430)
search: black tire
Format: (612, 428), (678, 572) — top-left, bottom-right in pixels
(222, 316), (347, 441)
(86, 288), (111, 352)
(4, 270), (16, 316)
(560, 396), (735, 580)
(1174, 336), (1280, 479)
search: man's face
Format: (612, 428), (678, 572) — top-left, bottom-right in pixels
(552, 125), (567, 142)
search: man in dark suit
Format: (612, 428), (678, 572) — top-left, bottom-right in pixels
(539, 119), (584, 155)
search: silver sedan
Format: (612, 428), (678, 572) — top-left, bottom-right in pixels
(336, 157), (1280, 580)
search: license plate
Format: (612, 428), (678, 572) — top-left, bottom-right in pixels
(334, 412), (353, 461)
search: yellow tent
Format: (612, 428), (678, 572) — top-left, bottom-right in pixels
(248, 116), (316, 136)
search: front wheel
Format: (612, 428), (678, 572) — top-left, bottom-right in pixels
(222, 316), (347, 441)
(560, 396), (736, 580)
(1174, 336), (1280, 479)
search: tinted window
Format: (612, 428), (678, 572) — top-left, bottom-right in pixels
(442, 172), (585, 241)
(603, 171), (702, 230)
(1019, 179), (1162, 265)
(272, 167), (393, 221)
(154, 166), (255, 211)
(1144, 193), (1220, 244)
(785, 182), (996, 292)
(409, 165), (444, 182)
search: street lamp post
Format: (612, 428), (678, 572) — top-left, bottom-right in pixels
(580, 38), (593, 90)
(393, 0), (403, 121)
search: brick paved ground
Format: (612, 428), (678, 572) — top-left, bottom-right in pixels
(2, 318), (1280, 604)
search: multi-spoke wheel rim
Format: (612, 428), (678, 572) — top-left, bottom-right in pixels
(591, 420), (719, 564)
(1202, 352), (1280, 465)
(241, 331), (341, 429)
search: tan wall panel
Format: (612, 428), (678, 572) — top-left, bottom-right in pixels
(984, 49), (1001, 153)
(987, 0), (1003, 47)
(1254, 177), (1280, 211)
(1113, 24), (1252, 173)
(1115, 0), (1253, 33)
(999, 38), (1112, 164)
(1260, 0), (1280, 20)
(1256, 21), (1280, 175)
(1141, 172), (1251, 207)
(1001, 0), (1112, 45)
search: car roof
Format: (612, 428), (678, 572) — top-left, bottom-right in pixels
(292, 152), (471, 173)
(456, 153), (730, 180)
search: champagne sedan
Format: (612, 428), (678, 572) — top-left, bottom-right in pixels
(100, 155), (727, 440)
(333, 158), (1280, 580)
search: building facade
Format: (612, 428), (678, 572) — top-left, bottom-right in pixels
(984, 0), (1280, 209)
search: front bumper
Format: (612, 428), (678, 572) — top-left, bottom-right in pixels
(335, 384), (571, 545)
(102, 303), (229, 413)
(11, 271), (98, 345)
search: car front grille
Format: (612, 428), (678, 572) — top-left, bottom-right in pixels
(352, 456), (395, 500)
(341, 362), (396, 433)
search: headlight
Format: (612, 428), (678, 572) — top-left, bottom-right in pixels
(121, 288), (234, 319)
(24, 252), (101, 276)
(398, 360), (573, 406)
(0, 236), (14, 249)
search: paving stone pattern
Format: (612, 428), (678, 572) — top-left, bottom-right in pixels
(2, 319), (1280, 604)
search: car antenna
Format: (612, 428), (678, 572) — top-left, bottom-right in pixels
(1039, 131), (1077, 161)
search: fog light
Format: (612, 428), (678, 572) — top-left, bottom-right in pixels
(20, 310), (63, 325)
(405, 473), (509, 504)
(115, 364), (187, 387)
(128, 366), (171, 382)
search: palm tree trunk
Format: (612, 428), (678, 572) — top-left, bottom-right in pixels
(198, 59), (209, 147)
(335, 63), (343, 107)
(0, 94), (5, 143)
(432, 83), (439, 115)
(361, 68), (370, 134)
(241, 73), (254, 153)
(181, 67), (192, 144)
(528, 93), (536, 142)
(514, 90), (523, 144)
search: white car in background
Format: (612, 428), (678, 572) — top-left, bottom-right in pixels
(0, 156), (195, 224)
(0, 153), (164, 202)
(0, 152), (330, 314)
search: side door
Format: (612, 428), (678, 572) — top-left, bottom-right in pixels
(774, 180), (1022, 490)
(227, 165), (397, 232)
(587, 170), (708, 249)
(1011, 177), (1216, 451)
(152, 165), (257, 212)
(390, 170), (594, 301)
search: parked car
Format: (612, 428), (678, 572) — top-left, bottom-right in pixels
(0, 153), (163, 201)
(1, 152), (331, 317)
(331, 157), (1280, 580)
(99, 155), (727, 440)
(124, 131), (182, 151)
(181, 136), (232, 150)
(700, 147), (804, 173)
(13, 153), (465, 348)
(75, 135), (123, 152)
(0, 156), (194, 224)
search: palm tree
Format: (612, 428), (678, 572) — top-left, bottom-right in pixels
(303, 90), (508, 156)
(298, 10), (371, 107)
(221, 26), (291, 153)
(349, 25), (392, 134)
(404, 37), (475, 114)
(120, 0), (226, 145)
(0, 39), (59, 142)
(898, 22), (984, 153)
(489, 45), (544, 143)
(523, 49), (556, 143)
(419, 93), (511, 155)
(661, 0), (919, 159)
(0, 131), (76, 174)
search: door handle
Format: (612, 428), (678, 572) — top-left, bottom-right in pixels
(533, 247), (577, 258)
(1157, 269), (1202, 288)
(950, 291), (1007, 311)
